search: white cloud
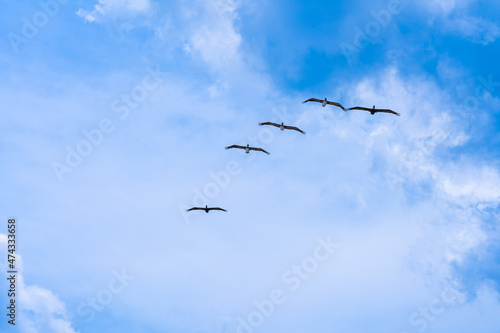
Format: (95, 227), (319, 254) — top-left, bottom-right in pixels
(447, 16), (500, 45)
(417, 0), (500, 44)
(188, 0), (242, 72)
(77, 0), (152, 23)
(439, 165), (500, 206)
(0, 234), (77, 333)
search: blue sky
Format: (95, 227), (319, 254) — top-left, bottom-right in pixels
(1, 0), (500, 332)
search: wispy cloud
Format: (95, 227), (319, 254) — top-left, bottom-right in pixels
(439, 165), (500, 206)
(417, 0), (500, 44)
(77, 0), (152, 23)
(445, 15), (500, 44)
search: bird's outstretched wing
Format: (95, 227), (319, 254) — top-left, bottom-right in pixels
(283, 125), (306, 134)
(249, 147), (270, 155)
(302, 98), (324, 104)
(325, 101), (347, 110)
(259, 122), (280, 128)
(186, 207), (204, 212)
(208, 207), (227, 212)
(225, 145), (246, 150)
(373, 108), (400, 116)
(349, 106), (400, 116)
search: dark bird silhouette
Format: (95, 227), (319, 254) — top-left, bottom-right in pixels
(348, 105), (400, 116)
(259, 122), (305, 134)
(225, 144), (270, 155)
(303, 97), (347, 111)
(186, 205), (227, 213)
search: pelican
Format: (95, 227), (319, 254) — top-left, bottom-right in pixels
(258, 122), (305, 134)
(303, 98), (347, 111)
(225, 144), (270, 155)
(186, 205), (227, 213)
(349, 105), (400, 116)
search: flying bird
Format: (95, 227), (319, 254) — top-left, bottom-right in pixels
(303, 97), (347, 111)
(348, 105), (400, 116)
(186, 205), (227, 213)
(225, 144), (270, 155)
(259, 122), (305, 134)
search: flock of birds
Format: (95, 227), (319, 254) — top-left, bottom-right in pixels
(186, 97), (399, 214)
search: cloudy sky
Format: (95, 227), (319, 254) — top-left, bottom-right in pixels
(1, 0), (500, 332)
